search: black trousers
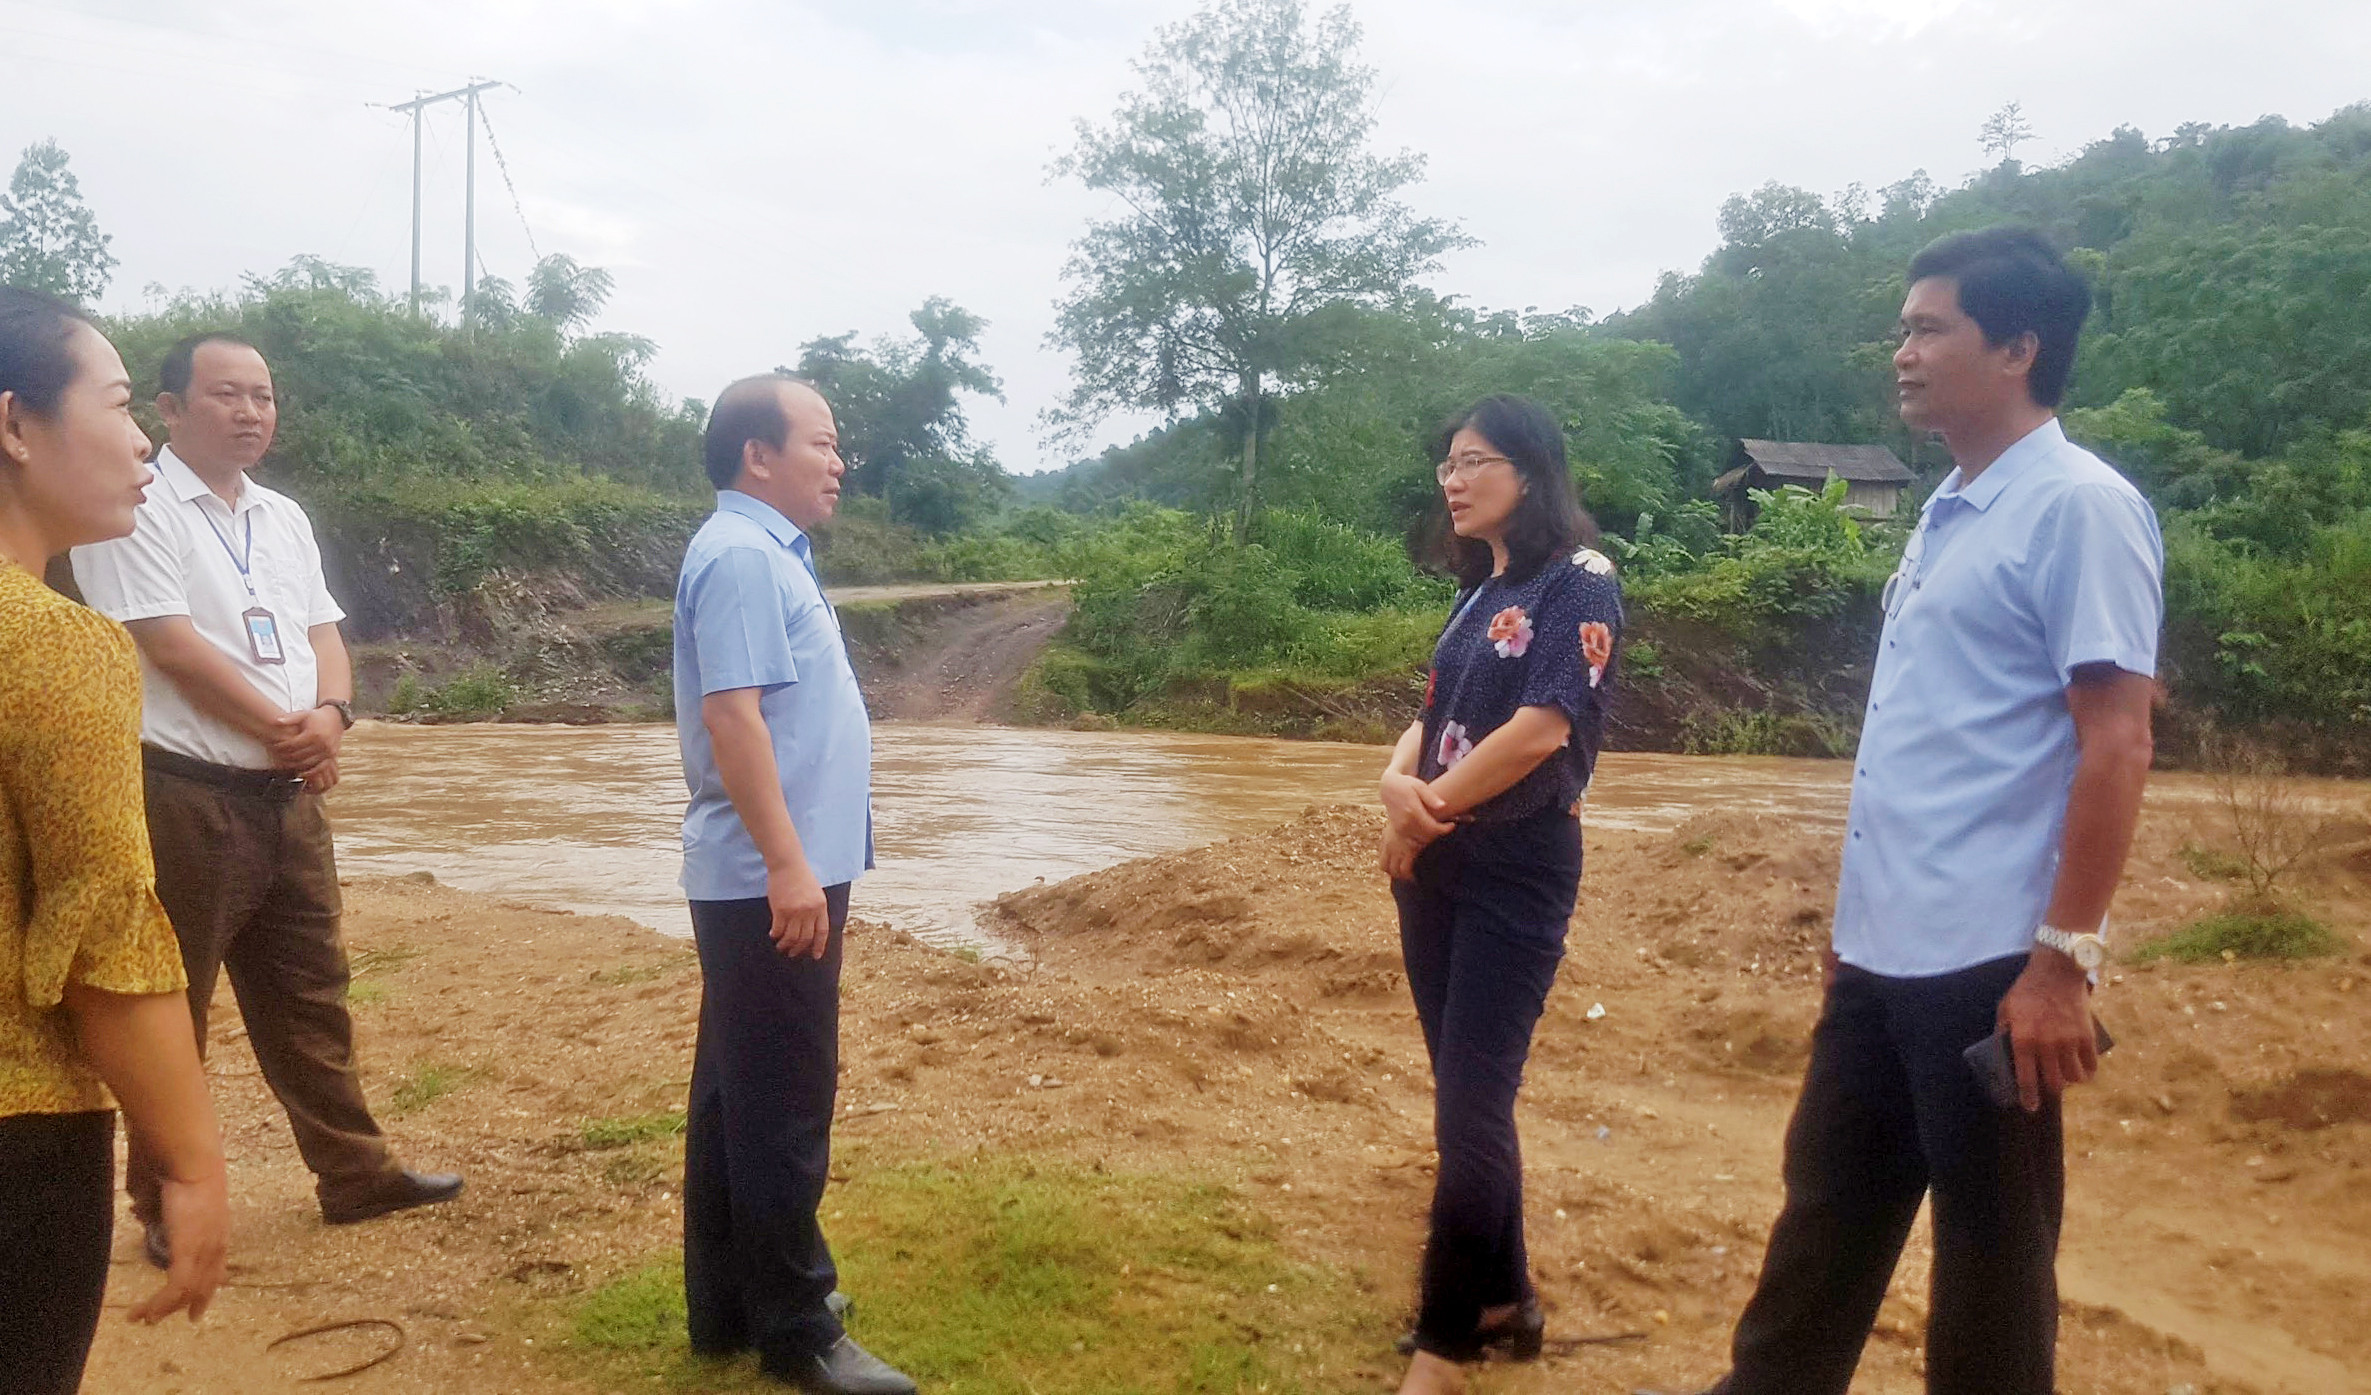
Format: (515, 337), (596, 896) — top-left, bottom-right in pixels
(1716, 954), (2064, 1395)
(685, 886), (850, 1366)
(0, 1111), (115, 1395)
(1390, 809), (1578, 1360)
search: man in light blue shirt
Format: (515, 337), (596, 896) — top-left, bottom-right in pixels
(1670, 229), (2161, 1395)
(672, 374), (913, 1395)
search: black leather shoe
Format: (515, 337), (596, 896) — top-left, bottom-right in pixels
(319, 1168), (465, 1225)
(762, 1335), (917, 1394)
(142, 1219), (171, 1271)
(1394, 1299), (1545, 1361)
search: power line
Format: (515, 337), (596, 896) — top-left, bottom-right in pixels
(474, 96), (542, 264)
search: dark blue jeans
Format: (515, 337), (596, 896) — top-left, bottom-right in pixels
(1391, 808), (1578, 1359)
(685, 886), (851, 1366)
(1715, 954), (2064, 1395)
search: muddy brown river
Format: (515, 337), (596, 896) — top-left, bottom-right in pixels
(327, 722), (2355, 948)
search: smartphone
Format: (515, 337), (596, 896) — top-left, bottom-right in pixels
(1963, 1019), (2116, 1110)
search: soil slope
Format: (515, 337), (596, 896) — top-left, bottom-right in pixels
(84, 804), (2371, 1394)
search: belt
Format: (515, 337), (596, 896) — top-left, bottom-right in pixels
(141, 744), (307, 801)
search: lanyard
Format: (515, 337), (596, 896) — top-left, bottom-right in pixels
(1447, 577), (1493, 632)
(200, 506), (257, 600)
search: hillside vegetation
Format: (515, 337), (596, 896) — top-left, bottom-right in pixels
(1024, 105), (2371, 769)
(49, 100), (2371, 766)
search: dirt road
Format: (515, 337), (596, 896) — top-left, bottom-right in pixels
(862, 591), (1073, 723)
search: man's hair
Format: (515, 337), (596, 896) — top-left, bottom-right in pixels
(157, 331), (261, 399)
(701, 374), (816, 490)
(1906, 227), (2093, 408)
(0, 286), (95, 418)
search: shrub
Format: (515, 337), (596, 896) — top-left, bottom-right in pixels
(387, 664), (517, 719)
(2129, 903), (2348, 963)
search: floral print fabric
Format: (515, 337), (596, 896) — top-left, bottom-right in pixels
(1418, 547), (1625, 823)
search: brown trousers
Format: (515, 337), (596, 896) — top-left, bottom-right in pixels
(127, 752), (394, 1222)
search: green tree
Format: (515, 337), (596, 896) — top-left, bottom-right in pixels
(0, 139), (116, 304)
(1049, 0), (1468, 543)
(1981, 101), (2036, 164)
(526, 253), (616, 331)
(792, 298), (1011, 535)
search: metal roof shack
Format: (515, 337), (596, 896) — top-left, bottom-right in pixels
(1713, 439), (1914, 529)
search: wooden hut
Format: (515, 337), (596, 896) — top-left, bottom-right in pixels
(1713, 439), (1913, 531)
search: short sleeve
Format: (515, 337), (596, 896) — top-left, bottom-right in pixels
(4, 618), (185, 1009)
(2031, 482), (2164, 685)
(291, 502), (347, 627)
(685, 545), (804, 696)
(1517, 560), (1624, 726)
(70, 495), (191, 624)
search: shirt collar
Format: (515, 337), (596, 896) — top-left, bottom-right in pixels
(156, 445), (260, 514)
(716, 490), (811, 553)
(1927, 417), (2066, 514)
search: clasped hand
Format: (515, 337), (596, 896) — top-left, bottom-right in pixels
(1378, 772), (1453, 882)
(267, 705), (343, 791)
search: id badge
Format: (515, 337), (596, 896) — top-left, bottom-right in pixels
(243, 607), (286, 666)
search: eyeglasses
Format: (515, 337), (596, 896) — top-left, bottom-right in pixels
(1436, 453), (1513, 485)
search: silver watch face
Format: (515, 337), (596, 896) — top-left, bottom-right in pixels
(2071, 937), (2106, 970)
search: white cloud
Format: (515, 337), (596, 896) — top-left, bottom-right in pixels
(8, 0), (2366, 472)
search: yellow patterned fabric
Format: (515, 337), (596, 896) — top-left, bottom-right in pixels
(0, 559), (185, 1115)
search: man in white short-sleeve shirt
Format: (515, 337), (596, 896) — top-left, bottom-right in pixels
(72, 333), (461, 1259)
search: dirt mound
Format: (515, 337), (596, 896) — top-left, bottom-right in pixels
(2231, 1068), (2371, 1130)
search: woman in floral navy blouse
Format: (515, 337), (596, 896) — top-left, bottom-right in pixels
(1378, 394), (1621, 1395)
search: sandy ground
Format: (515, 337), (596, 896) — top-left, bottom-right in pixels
(83, 800), (2370, 1395)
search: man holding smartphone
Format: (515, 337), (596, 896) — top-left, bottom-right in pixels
(671, 374), (913, 1395)
(1649, 228), (2162, 1395)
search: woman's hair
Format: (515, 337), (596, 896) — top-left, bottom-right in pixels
(1419, 393), (1599, 588)
(0, 286), (92, 420)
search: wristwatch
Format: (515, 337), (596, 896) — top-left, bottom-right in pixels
(317, 698), (356, 730)
(2035, 924), (2108, 981)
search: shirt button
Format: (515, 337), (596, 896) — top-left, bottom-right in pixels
(1852, 831), (1863, 840)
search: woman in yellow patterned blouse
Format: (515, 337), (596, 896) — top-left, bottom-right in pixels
(0, 287), (230, 1393)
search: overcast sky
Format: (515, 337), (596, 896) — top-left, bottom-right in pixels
(10, 0), (2367, 473)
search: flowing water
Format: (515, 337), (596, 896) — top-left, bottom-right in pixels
(328, 722), (2360, 948)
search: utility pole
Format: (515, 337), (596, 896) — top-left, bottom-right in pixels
(409, 103), (422, 315)
(464, 86), (479, 326)
(384, 79), (504, 318)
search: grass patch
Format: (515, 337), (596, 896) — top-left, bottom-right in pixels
(349, 944), (424, 976)
(347, 943), (422, 1006)
(1679, 707), (1854, 758)
(387, 663), (519, 719)
(566, 1157), (1388, 1393)
(590, 963), (670, 987)
(2130, 903), (2349, 964)
(581, 1111), (687, 1150)
(389, 1062), (479, 1115)
(2177, 842), (2251, 883)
